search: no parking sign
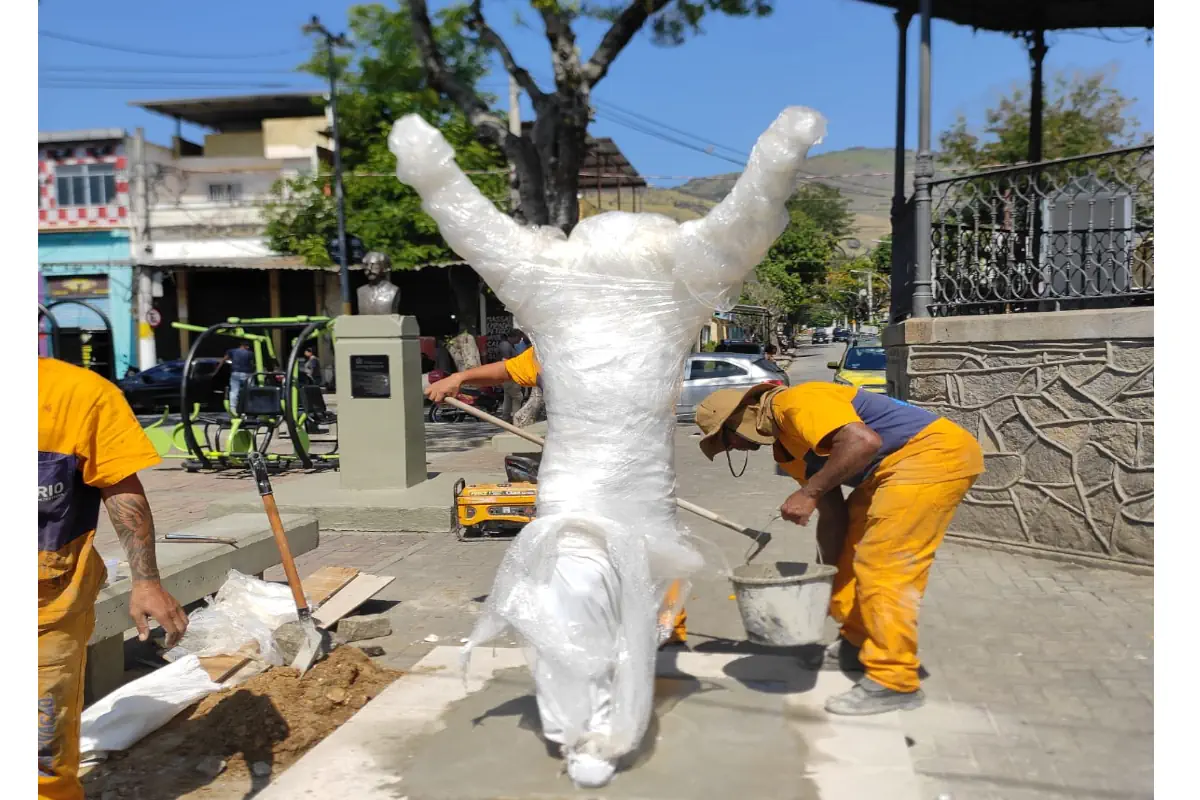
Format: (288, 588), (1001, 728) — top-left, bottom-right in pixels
(146, 308), (162, 328)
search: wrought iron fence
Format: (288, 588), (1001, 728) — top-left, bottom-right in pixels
(926, 146), (1153, 316)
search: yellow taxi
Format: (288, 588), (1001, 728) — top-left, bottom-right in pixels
(827, 340), (888, 394)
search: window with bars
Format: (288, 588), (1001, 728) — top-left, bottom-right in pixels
(55, 163), (117, 207)
(207, 183), (243, 203)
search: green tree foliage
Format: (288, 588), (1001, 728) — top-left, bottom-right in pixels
(939, 68), (1143, 167)
(743, 184), (853, 319)
(786, 183), (854, 241)
(264, 4), (508, 272)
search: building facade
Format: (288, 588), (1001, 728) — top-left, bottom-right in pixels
(38, 129), (136, 375)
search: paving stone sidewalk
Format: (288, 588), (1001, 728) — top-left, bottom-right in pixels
(119, 349), (1152, 799)
(272, 530), (1151, 800)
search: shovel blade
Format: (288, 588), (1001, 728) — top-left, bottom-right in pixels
(290, 617), (326, 673)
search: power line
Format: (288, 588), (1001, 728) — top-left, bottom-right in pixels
(39, 30), (309, 60)
(40, 81), (311, 91)
(593, 108), (748, 167)
(41, 65), (308, 74)
(592, 98), (749, 160)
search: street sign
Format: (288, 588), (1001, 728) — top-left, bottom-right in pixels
(326, 234), (366, 265)
(146, 308), (162, 328)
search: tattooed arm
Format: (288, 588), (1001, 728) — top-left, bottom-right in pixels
(101, 475), (188, 646)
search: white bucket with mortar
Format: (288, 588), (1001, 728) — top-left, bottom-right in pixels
(729, 561), (836, 646)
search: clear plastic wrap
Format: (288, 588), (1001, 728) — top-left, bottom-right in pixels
(164, 570), (301, 666)
(389, 106), (826, 786)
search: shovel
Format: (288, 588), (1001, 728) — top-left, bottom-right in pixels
(246, 452), (330, 672)
(442, 396), (771, 561)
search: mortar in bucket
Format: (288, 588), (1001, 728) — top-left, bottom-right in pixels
(730, 560), (837, 646)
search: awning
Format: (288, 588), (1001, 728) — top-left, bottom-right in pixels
(143, 255), (333, 271)
(140, 256), (471, 272)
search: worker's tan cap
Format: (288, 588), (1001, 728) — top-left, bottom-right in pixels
(694, 383), (779, 461)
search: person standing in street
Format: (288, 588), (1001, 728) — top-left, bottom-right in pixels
(496, 330), (526, 422)
(694, 381), (983, 715)
(224, 341), (254, 415)
(39, 357), (188, 800)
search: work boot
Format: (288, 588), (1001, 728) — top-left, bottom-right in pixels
(824, 676), (925, 716)
(804, 638), (863, 672)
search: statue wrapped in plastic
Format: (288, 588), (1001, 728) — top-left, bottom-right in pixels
(389, 107), (827, 787)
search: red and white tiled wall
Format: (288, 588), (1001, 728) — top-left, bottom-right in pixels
(37, 142), (131, 229)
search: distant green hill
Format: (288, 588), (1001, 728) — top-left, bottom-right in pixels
(670, 146), (923, 245)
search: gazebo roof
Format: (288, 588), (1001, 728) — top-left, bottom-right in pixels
(856, 0), (1153, 32)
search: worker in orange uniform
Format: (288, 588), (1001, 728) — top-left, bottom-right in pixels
(694, 382), (983, 715)
(39, 358), (189, 799)
(426, 347), (689, 645)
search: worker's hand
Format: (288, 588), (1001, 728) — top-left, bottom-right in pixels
(780, 489), (820, 527)
(426, 373), (464, 403)
(129, 580), (189, 647)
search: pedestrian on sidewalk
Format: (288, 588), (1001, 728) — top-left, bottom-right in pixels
(694, 382), (983, 716)
(224, 341), (254, 415)
(302, 346), (322, 387)
(425, 346), (689, 645)
(39, 358), (189, 800)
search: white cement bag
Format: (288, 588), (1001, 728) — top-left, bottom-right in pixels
(389, 105), (826, 787)
(79, 654), (220, 759)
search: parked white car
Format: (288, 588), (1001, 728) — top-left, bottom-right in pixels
(675, 352), (790, 421)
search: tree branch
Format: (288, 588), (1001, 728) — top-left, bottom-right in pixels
(536, 5), (584, 90)
(407, 0), (508, 143)
(467, 0), (546, 101)
(582, 0), (672, 87)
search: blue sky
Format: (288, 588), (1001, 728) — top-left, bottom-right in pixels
(38, 0), (1153, 185)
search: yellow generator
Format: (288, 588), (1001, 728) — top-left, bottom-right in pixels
(452, 478), (537, 541)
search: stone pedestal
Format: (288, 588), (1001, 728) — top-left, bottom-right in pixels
(335, 314), (426, 490)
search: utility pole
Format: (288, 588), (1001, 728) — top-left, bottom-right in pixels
(849, 269), (874, 327)
(507, 74), (522, 216)
(134, 127), (157, 369)
(304, 15), (352, 315)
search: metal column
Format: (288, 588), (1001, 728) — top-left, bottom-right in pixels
(910, 0), (934, 318)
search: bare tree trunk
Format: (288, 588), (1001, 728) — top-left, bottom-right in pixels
(513, 386), (544, 428)
(446, 332), (481, 372)
(407, 0), (672, 234)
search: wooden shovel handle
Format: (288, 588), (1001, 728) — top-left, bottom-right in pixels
(262, 494), (309, 612)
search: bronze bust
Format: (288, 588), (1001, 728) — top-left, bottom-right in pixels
(356, 251), (401, 315)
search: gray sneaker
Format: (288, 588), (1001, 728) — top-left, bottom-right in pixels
(818, 638), (864, 672)
(824, 677), (925, 716)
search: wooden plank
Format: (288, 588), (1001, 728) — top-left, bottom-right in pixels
(198, 642), (261, 683)
(302, 566), (360, 608)
(313, 574), (394, 628)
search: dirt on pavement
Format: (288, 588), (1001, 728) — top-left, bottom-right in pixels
(83, 646), (402, 799)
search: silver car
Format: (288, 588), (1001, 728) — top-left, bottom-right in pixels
(676, 352), (790, 421)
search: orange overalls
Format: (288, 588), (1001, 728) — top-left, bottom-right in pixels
(39, 359), (162, 799)
(771, 383), (983, 692)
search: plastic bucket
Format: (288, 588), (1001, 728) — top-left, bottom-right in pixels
(730, 561), (837, 646)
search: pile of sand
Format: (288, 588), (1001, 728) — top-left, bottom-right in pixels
(83, 647), (401, 799)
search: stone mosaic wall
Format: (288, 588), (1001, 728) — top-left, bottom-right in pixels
(898, 339), (1153, 565)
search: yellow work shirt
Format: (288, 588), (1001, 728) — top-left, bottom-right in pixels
(770, 382), (983, 488)
(504, 347), (541, 388)
(38, 358), (161, 629)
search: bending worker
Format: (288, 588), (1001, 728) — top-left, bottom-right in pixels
(39, 357), (189, 799)
(426, 346), (689, 645)
(695, 381), (983, 716)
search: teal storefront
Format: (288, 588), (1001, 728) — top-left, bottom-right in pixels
(38, 230), (135, 376)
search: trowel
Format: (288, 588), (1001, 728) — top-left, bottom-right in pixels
(247, 452), (331, 672)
